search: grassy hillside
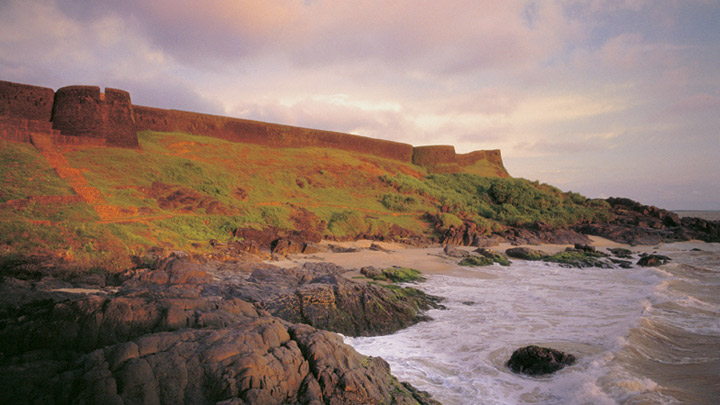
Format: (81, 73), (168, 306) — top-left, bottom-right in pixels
(0, 132), (611, 270)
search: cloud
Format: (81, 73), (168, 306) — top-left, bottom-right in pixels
(231, 95), (415, 142)
(47, 0), (580, 76)
(660, 93), (720, 118)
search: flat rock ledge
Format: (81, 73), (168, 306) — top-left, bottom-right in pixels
(0, 255), (442, 404)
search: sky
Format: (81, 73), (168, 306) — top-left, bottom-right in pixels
(1, 0), (719, 210)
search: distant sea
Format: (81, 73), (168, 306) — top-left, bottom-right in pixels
(673, 210), (720, 221)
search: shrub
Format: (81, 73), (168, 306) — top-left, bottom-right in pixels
(380, 193), (418, 212)
(437, 213), (463, 231)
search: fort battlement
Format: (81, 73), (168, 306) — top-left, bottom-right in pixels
(52, 85), (138, 147)
(0, 79), (507, 174)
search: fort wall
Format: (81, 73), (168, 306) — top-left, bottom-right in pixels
(413, 145), (507, 174)
(0, 79), (507, 175)
(0, 80), (54, 121)
(412, 145), (457, 166)
(52, 86), (138, 147)
(134, 106), (414, 162)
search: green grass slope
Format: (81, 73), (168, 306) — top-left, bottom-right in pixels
(1, 132), (611, 270)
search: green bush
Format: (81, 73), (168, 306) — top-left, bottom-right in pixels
(437, 213), (463, 231)
(380, 193), (418, 212)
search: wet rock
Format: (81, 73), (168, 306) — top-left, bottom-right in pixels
(637, 254), (671, 267)
(507, 345), (576, 375)
(249, 263), (441, 336)
(443, 244), (469, 258)
(360, 266), (382, 279)
(574, 197), (720, 244)
(505, 247), (548, 260)
(1, 314), (433, 404)
(0, 263), (441, 405)
(610, 258), (634, 269)
(574, 243), (595, 253)
(458, 255), (494, 267)
(542, 249), (613, 269)
(608, 247), (633, 258)
(474, 248), (511, 266)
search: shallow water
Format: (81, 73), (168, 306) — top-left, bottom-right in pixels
(346, 242), (720, 404)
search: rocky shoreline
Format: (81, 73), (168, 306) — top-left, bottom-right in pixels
(1, 198), (717, 404)
(227, 198), (720, 260)
(0, 253), (441, 404)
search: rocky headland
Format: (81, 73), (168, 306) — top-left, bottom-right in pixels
(2, 78), (719, 404)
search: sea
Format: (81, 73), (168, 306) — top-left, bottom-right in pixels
(346, 240), (720, 404)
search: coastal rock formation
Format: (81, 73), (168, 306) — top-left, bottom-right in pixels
(0, 255), (440, 404)
(576, 197), (720, 244)
(226, 262), (442, 336)
(507, 345), (576, 376)
(505, 247), (549, 260)
(440, 220), (591, 248)
(637, 254), (671, 267)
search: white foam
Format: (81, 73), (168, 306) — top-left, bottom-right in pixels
(345, 246), (720, 404)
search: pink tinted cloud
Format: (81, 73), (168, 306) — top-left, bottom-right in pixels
(232, 98), (414, 142)
(661, 93), (720, 117)
(55, 1), (579, 74)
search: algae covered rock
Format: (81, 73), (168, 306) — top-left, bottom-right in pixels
(542, 249), (613, 269)
(505, 247), (548, 260)
(458, 255), (494, 266)
(474, 248), (511, 266)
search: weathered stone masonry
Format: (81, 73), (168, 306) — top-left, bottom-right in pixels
(0, 79), (506, 172)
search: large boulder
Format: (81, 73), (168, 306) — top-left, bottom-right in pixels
(443, 244), (469, 258)
(507, 345), (576, 375)
(637, 254), (671, 267)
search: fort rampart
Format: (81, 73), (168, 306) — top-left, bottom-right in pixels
(0, 79), (506, 172)
(133, 106), (413, 162)
(0, 81), (54, 121)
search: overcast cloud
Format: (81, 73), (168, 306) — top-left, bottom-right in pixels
(1, 0), (718, 209)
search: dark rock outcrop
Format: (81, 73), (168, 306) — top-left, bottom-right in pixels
(507, 345), (576, 376)
(608, 247), (633, 258)
(542, 249), (614, 269)
(637, 254), (671, 267)
(0, 256), (440, 404)
(233, 262), (442, 336)
(474, 248), (511, 266)
(575, 197), (720, 245)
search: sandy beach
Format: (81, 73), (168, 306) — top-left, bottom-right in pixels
(270, 235), (663, 278)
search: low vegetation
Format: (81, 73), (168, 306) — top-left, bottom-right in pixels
(1, 131), (612, 270)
